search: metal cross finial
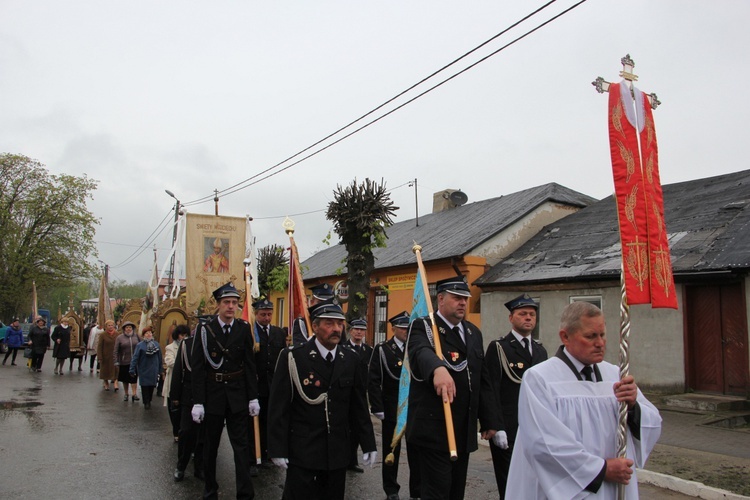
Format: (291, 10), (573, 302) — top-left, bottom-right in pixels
(592, 54), (661, 109)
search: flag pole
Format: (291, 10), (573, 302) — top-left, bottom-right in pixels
(412, 243), (458, 461)
(284, 217), (312, 345)
(244, 259), (262, 465)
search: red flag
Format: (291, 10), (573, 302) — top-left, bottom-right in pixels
(608, 81), (677, 309)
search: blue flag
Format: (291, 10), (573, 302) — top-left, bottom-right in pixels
(389, 268), (429, 455)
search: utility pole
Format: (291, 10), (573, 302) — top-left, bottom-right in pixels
(165, 190), (180, 296)
(409, 178), (419, 226)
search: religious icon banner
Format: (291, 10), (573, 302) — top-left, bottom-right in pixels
(185, 213), (247, 314)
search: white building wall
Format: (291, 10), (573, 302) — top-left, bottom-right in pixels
(481, 284), (685, 392)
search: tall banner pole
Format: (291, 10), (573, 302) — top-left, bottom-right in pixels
(244, 259), (262, 465)
(412, 243), (458, 461)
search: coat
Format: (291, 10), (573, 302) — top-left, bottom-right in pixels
(267, 337), (376, 470)
(162, 339), (181, 405)
(28, 325), (50, 355)
(51, 325), (71, 359)
(368, 337), (404, 422)
(407, 314), (499, 454)
(4, 325), (25, 348)
(130, 340), (162, 387)
(485, 332), (548, 442)
(190, 317), (259, 416)
(113, 332), (141, 368)
(96, 331), (117, 380)
(253, 322), (287, 398)
(169, 336), (198, 406)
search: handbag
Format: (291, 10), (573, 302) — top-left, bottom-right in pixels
(24, 347), (33, 358)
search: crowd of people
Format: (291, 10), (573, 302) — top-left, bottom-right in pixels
(1, 278), (662, 500)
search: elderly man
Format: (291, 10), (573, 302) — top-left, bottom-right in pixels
(191, 282), (260, 500)
(268, 301), (377, 500)
(407, 275), (499, 500)
(507, 301), (662, 499)
(369, 310), (421, 500)
(485, 293), (548, 498)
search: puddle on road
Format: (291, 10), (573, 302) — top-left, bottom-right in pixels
(1, 400), (43, 410)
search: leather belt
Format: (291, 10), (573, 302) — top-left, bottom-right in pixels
(211, 370), (244, 382)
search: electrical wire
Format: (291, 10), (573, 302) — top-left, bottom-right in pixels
(182, 0), (568, 207)
(108, 209), (173, 269)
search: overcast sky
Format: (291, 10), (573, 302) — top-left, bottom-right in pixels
(2, 0), (747, 284)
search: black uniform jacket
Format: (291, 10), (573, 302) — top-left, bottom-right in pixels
(368, 337), (404, 423)
(267, 337), (376, 470)
(407, 315), (499, 454)
(485, 332), (548, 442)
(191, 317), (259, 416)
(341, 340), (373, 391)
(170, 336), (198, 405)
(253, 322), (287, 398)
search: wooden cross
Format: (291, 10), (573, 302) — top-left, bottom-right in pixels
(592, 54), (661, 109)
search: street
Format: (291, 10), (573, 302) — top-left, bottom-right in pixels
(1, 364), (688, 499)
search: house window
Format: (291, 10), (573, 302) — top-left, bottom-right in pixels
(373, 290), (389, 345)
(569, 295), (602, 309)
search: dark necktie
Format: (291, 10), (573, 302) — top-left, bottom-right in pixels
(452, 326), (464, 344)
(325, 352), (334, 364)
(581, 365), (593, 382)
(223, 324), (231, 336)
(522, 337), (530, 355)
(262, 326), (268, 339)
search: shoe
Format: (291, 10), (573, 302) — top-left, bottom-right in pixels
(144, 402), (151, 409)
(387, 495), (400, 500)
(36, 369), (42, 372)
(59, 372), (64, 376)
(114, 387), (119, 392)
(347, 464), (364, 473)
(173, 469), (185, 482)
(124, 395), (129, 401)
(132, 395), (140, 402)
(78, 367), (82, 371)
(11, 363), (17, 366)
(249, 466), (258, 477)
(53, 369), (58, 374)
(90, 369), (93, 373)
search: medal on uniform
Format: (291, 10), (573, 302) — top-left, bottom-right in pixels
(397, 361), (402, 366)
(211, 352), (217, 358)
(314, 380), (321, 387)
(450, 352), (459, 362)
(303, 378), (310, 386)
(517, 362), (524, 369)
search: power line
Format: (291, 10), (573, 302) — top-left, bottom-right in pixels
(182, 0), (567, 207)
(108, 209), (173, 269)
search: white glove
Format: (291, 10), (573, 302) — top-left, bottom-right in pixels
(248, 399), (260, 416)
(191, 404), (205, 423)
(374, 412), (384, 420)
(492, 430), (509, 449)
(362, 451), (378, 467)
(271, 457), (288, 470)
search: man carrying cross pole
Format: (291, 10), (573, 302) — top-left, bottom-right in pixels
(407, 274), (499, 500)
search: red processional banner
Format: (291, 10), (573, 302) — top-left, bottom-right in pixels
(608, 81), (677, 309)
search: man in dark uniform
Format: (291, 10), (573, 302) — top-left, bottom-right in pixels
(251, 298), (287, 463)
(191, 282), (260, 500)
(407, 275), (499, 500)
(485, 293), (548, 498)
(369, 311), (421, 500)
(291, 283), (335, 345)
(341, 317), (373, 473)
(267, 302), (377, 500)
(170, 328), (205, 482)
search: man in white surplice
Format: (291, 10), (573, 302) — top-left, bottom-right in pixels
(506, 301), (661, 499)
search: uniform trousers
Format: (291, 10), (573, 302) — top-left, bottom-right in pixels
(381, 419), (421, 498)
(489, 440), (513, 499)
(177, 404), (205, 475)
(283, 464), (346, 500)
(203, 409), (254, 499)
(416, 446), (470, 500)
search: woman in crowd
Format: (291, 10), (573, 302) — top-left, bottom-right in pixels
(163, 325), (189, 440)
(51, 317), (72, 375)
(114, 321), (141, 402)
(130, 326), (162, 409)
(27, 317), (50, 373)
(87, 322), (102, 373)
(2, 318), (24, 366)
(96, 320), (118, 390)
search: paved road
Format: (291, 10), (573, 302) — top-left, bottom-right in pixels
(0, 364), (691, 499)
